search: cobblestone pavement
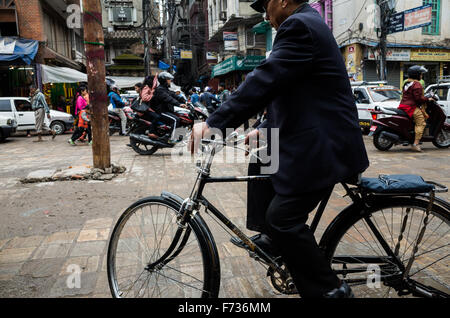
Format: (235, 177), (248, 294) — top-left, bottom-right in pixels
(0, 132), (448, 298)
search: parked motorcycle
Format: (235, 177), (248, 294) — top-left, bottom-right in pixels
(108, 106), (134, 136)
(369, 93), (450, 151)
(128, 102), (209, 155)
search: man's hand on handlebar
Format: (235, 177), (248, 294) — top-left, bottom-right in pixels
(189, 122), (212, 155)
(245, 129), (265, 156)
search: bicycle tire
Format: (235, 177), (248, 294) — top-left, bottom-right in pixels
(107, 196), (221, 298)
(320, 196), (450, 298)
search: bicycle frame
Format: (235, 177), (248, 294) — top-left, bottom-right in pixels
(147, 139), (433, 291)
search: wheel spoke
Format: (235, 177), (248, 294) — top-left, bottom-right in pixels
(108, 200), (212, 298)
(329, 202), (449, 298)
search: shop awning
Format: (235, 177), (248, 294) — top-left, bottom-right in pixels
(252, 21), (271, 34)
(211, 55), (266, 78)
(42, 64), (87, 84)
(42, 64), (145, 88)
(109, 76), (145, 88)
(0, 37), (39, 65)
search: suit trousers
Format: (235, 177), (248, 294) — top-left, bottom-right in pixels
(246, 161), (275, 234)
(265, 189), (341, 298)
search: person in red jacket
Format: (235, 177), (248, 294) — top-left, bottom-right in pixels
(398, 65), (434, 152)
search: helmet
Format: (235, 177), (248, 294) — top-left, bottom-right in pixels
(407, 65), (428, 80)
(158, 71), (174, 84)
(250, 0), (265, 13)
(204, 86), (211, 92)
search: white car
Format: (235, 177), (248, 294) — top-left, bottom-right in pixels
(0, 97), (74, 135)
(425, 82), (450, 124)
(351, 82), (402, 133)
(0, 114), (17, 142)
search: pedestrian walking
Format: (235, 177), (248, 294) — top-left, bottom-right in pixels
(74, 86), (89, 117)
(30, 85), (56, 142)
(68, 105), (92, 145)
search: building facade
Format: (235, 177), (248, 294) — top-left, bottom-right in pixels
(102, 0), (161, 77)
(334, 0), (450, 87)
(0, 0), (85, 98)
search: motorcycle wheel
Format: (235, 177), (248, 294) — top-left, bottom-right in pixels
(129, 138), (159, 155)
(432, 129), (450, 148)
(373, 131), (394, 151)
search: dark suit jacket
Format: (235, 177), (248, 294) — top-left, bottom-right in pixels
(206, 4), (369, 196)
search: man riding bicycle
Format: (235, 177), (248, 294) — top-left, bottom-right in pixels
(190, 0), (369, 298)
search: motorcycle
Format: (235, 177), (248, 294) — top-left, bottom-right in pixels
(128, 102), (209, 155)
(108, 106), (134, 136)
(369, 92), (450, 151)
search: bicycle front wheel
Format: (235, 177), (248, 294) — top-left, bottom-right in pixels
(107, 196), (220, 298)
(322, 197), (449, 298)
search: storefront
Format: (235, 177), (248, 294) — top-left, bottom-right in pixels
(211, 55), (266, 90)
(343, 43), (450, 88)
(0, 37), (39, 97)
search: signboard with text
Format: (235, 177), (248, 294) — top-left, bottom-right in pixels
(368, 48), (411, 61)
(404, 4), (432, 31)
(180, 50), (192, 59)
(223, 32), (238, 51)
(387, 4), (432, 34)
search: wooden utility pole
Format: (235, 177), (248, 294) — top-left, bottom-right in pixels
(83, 0), (111, 169)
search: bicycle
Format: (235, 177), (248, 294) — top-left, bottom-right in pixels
(107, 134), (450, 298)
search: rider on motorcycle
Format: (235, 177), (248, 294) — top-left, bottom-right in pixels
(149, 72), (187, 144)
(398, 65), (434, 152)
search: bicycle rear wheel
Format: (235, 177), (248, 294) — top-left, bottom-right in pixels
(107, 196), (220, 298)
(322, 197), (449, 298)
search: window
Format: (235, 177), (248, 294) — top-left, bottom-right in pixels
(433, 86), (449, 101)
(14, 100), (31, 111)
(246, 29), (254, 47)
(422, 0), (440, 35)
(0, 100), (12, 112)
(353, 89), (370, 103)
(221, 0), (227, 11)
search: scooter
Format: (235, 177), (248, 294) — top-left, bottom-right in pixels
(128, 102), (208, 155)
(108, 106), (134, 136)
(369, 92), (450, 151)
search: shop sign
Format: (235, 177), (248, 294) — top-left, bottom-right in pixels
(387, 12), (405, 34)
(223, 32), (238, 51)
(404, 4), (432, 31)
(212, 55), (265, 77)
(386, 4), (432, 34)
(180, 50), (192, 59)
(206, 52), (217, 60)
(368, 48), (411, 61)
(212, 57), (235, 77)
(410, 49), (450, 62)
(235, 55), (266, 70)
(173, 49), (181, 59)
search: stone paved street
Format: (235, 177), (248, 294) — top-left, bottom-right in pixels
(0, 132), (448, 298)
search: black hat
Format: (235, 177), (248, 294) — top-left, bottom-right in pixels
(250, 0), (266, 13)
